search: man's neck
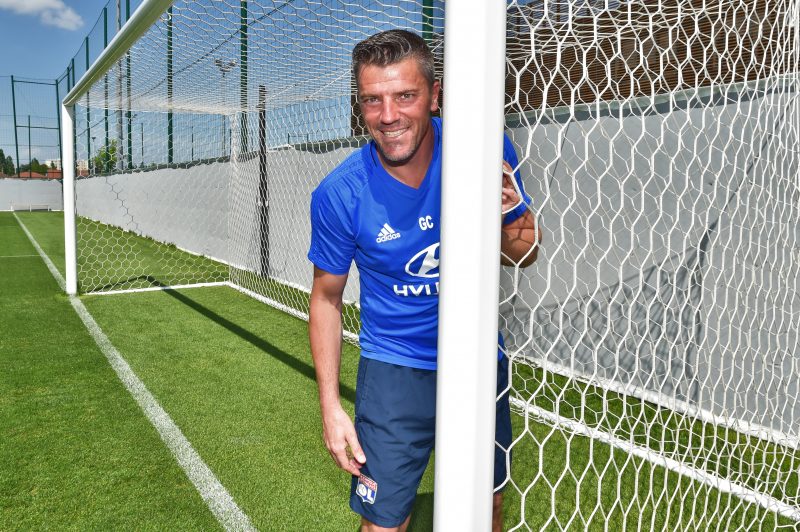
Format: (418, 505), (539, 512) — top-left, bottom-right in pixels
(377, 125), (435, 189)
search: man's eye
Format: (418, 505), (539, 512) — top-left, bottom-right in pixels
(400, 93), (414, 100)
(361, 97), (378, 105)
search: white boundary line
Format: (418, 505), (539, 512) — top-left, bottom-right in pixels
(510, 397), (800, 522)
(13, 213), (257, 532)
(0, 254), (40, 258)
(87, 282), (228, 296)
(520, 355), (800, 451)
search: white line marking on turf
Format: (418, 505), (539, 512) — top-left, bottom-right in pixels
(0, 254), (40, 258)
(88, 281), (228, 296)
(510, 396), (800, 522)
(13, 213), (257, 532)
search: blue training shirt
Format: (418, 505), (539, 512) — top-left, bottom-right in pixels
(308, 117), (532, 370)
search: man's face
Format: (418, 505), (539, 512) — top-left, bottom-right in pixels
(357, 58), (440, 165)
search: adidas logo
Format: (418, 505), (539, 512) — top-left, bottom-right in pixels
(376, 223), (401, 243)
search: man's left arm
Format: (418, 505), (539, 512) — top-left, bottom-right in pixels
(501, 207), (540, 267)
(500, 159), (542, 267)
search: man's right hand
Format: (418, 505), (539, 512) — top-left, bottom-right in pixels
(322, 405), (366, 476)
(310, 268), (363, 475)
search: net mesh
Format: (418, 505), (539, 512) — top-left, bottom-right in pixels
(71, 0), (799, 528)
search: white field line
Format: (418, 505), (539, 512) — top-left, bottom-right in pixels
(87, 282), (228, 296)
(510, 397), (800, 522)
(0, 254), (40, 258)
(520, 355), (800, 451)
(13, 213), (256, 532)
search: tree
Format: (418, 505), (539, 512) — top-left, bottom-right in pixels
(0, 149), (12, 176)
(92, 140), (118, 174)
(18, 158), (49, 175)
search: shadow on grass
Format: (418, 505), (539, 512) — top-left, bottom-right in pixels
(109, 275), (356, 405)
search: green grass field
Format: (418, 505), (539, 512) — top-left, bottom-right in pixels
(1, 211), (797, 530)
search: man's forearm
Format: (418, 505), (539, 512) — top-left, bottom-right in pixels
(309, 298), (345, 412)
(501, 210), (541, 267)
(308, 281), (365, 475)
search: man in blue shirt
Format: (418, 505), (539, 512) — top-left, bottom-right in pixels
(308, 30), (540, 532)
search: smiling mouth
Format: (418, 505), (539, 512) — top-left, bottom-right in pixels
(381, 128), (408, 139)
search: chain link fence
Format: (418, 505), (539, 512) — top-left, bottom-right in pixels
(0, 76), (61, 179)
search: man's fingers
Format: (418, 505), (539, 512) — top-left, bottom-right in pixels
(503, 188), (520, 204)
(347, 432), (367, 465)
(329, 443), (357, 474)
(323, 419), (365, 476)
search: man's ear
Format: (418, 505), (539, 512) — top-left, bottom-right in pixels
(430, 80), (441, 112)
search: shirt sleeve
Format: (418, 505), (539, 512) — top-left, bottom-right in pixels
(502, 133), (534, 225)
(307, 184), (356, 275)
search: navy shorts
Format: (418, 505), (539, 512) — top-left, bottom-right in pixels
(349, 356), (512, 528)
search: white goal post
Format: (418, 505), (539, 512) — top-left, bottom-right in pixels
(62, 0), (800, 530)
(434, 2), (507, 528)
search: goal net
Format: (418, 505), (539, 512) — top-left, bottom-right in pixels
(67, 0), (799, 528)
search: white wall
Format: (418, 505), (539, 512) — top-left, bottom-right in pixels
(0, 179), (63, 211)
(76, 162), (229, 264)
(502, 84), (799, 439)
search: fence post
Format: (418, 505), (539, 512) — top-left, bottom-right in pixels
(104, 7), (110, 173)
(55, 78), (63, 168)
(422, 0), (434, 44)
(240, 0), (248, 154)
(126, 0), (133, 170)
(27, 115), (31, 175)
(257, 85), (269, 277)
(85, 37), (91, 173)
(166, 6), (173, 165)
(10, 76), (19, 177)
(116, 0), (125, 172)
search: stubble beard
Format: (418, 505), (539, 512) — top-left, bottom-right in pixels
(374, 138), (417, 165)
(372, 122), (428, 166)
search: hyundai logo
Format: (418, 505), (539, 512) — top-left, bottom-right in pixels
(405, 243), (440, 278)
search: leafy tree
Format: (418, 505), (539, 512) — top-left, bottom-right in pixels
(92, 140), (118, 173)
(31, 158), (48, 174)
(18, 158), (49, 175)
(0, 149), (12, 176)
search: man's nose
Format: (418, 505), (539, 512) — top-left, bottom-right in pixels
(380, 99), (399, 123)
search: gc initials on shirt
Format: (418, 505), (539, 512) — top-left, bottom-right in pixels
(418, 215), (434, 230)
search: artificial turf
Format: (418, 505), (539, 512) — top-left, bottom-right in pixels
(4, 211), (433, 530)
(2, 211), (797, 530)
(0, 212), (219, 530)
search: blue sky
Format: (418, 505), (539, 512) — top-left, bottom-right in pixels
(0, 0), (111, 80)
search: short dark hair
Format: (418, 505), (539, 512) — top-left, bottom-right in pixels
(352, 30), (435, 88)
